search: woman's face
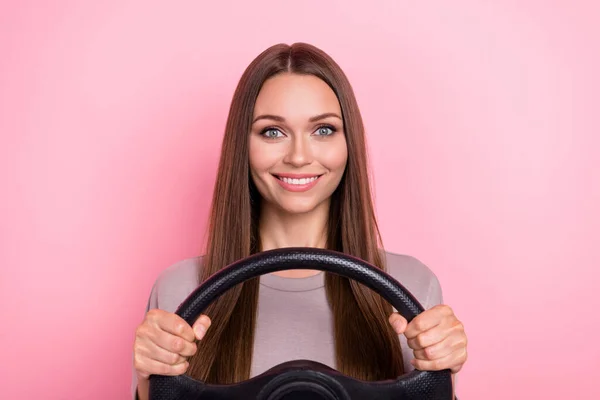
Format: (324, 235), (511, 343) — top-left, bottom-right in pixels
(249, 73), (348, 215)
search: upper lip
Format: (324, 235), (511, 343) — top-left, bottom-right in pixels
(272, 173), (323, 179)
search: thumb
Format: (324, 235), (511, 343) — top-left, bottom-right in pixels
(193, 314), (212, 340)
(388, 312), (408, 334)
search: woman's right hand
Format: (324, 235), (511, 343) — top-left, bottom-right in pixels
(133, 309), (212, 381)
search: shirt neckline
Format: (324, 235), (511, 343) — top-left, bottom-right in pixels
(260, 271), (325, 292)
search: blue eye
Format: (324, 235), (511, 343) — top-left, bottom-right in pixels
(262, 128), (284, 138)
(315, 126), (335, 136)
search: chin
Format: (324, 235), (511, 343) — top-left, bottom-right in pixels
(276, 198), (326, 216)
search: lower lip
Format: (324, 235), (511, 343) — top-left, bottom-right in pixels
(274, 176), (321, 192)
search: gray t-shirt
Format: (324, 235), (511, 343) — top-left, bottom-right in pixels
(131, 251), (443, 398)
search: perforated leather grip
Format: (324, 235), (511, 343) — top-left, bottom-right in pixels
(149, 247), (453, 400)
(176, 247), (425, 325)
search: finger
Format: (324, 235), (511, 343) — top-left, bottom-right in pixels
(388, 313), (408, 334)
(404, 305), (452, 339)
(412, 334), (463, 361)
(152, 311), (196, 343)
(411, 347), (467, 373)
(149, 327), (198, 356)
(407, 323), (449, 350)
(138, 357), (190, 377)
(137, 340), (188, 365)
(192, 314), (212, 341)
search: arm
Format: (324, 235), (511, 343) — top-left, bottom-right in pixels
(452, 373), (456, 400)
(136, 378), (149, 400)
(385, 254), (465, 399)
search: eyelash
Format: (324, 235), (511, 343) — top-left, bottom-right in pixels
(260, 124), (338, 139)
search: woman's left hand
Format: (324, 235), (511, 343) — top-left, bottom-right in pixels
(389, 304), (468, 373)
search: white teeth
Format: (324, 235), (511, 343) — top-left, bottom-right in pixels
(279, 176), (318, 185)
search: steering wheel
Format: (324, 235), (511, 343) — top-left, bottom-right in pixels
(148, 247), (453, 399)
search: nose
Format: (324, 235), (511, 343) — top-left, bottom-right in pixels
(283, 134), (313, 167)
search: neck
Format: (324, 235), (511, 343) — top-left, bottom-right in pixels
(259, 200), (329, 278)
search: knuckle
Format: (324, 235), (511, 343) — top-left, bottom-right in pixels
(412, 359), (423, 370)
(408, 339), (417, 350)
(413, 318), (425, 331)
(187, 343), (198, 356)
(172, 319), (185, 335)
(167, 352), (179, 365)
(133, 344), (142, 357)
(452, 320), (464, 331)
(178, 362), (189, 373)
(133, 353), (143, 369)
(172, 337), (184, 352)
(135, 324), (147, 339)
(424, 346), (435, 359)
(429, 304), (441, 313)
(147, 309), (160, 320)
(440, 304), (453, 314)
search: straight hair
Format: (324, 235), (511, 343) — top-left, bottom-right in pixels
(186, 42), (404, 383)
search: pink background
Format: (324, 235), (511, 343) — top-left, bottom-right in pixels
(1, 1), (598, 399)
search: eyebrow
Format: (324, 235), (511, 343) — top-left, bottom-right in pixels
(252, 112), (342, 124)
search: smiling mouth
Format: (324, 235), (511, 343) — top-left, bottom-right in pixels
(272, 174), (323, 186)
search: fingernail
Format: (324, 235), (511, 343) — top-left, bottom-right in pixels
(195, 325), (206, 338)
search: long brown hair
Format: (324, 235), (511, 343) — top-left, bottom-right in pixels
(186, 42), (404, 383)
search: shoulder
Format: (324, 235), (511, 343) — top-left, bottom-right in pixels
(146, 256), (204, 313)
(382, 251), (444, 309)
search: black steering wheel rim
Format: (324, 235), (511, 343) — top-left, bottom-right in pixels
(148, 247), (453, 399)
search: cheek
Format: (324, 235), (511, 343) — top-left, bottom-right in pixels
(319, 137), (348, 172)
(248, 137), (285, 183)
(248, 137), (270, 174)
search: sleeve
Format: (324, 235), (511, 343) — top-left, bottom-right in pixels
(385, 254), (446, 376)
(131, 283), (159, 400)
(423, 270), (444, 309)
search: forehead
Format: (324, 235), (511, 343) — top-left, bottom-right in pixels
(253, 73), (341, 118)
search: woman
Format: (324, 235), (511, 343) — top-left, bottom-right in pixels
(132, 42), (468, 400)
